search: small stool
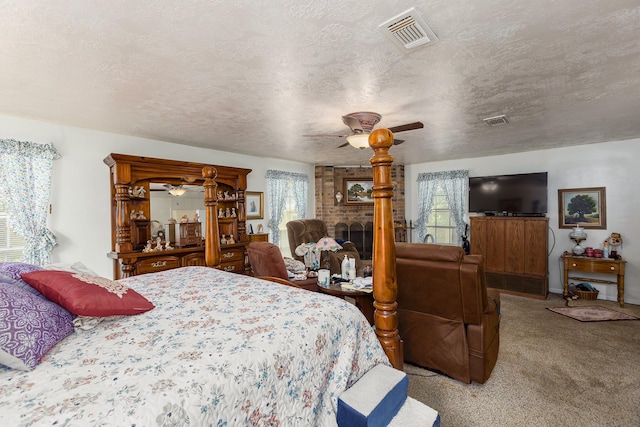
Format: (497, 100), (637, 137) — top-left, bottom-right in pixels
(337, 364), (440, 427)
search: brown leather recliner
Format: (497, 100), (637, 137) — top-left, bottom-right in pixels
(286, 219), (361, 276)
(395, 242), (500, 384)
(247, 242), (318, 291)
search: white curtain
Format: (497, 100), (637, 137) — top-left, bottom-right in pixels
(266, 170), (308, 246)
(0, 139), (60, 265)
(416, 170), (469, 244)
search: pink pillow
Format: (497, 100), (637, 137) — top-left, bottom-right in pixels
(21, 271), (154, 317)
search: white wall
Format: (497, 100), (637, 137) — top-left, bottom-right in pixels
(406, 138), (640, 305)
(0, 114), (315, 278)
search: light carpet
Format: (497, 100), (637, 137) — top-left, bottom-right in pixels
(405, 293), (640, 427)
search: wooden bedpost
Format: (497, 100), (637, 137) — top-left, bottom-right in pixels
(203, 166), (221, 268)
(369, 128), (404, 370)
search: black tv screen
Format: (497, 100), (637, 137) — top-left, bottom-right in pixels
(469, 172), (548, 215)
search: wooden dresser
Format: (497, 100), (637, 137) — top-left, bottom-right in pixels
(104, 153), (252, 279)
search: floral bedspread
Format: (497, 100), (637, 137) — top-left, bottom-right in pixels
(0, 267), (389, 426)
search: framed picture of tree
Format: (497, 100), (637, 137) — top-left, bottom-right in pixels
(344, 179), (374, 205)
(558, 187), (606, 229)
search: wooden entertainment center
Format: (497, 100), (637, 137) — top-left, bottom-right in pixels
(470, 216), (549, 299)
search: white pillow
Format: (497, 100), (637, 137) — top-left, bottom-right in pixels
(46, 261), (99, 276)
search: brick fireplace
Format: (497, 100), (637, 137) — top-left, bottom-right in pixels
(314, 165), (406, 260)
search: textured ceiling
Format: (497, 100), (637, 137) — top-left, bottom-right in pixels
(1, 1), (639, 166)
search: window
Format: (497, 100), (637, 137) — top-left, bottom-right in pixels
(416, 169), (469, 246)
(266, 170), (308, 253)
(277, 188), (299, 257)
(0, 139), (59, 265)
(0, 198), (25, 261)
(425, 185), (456, 244)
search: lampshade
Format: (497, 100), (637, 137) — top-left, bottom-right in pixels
(168, 187), (186, 196)
(346, 133), (370, 149)
(314, 236), (343, 252)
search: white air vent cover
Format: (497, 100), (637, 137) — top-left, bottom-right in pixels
(483, 115), (510, 126)
(379, 7), (438, 51)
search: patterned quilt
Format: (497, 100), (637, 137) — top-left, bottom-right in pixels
(0, 267), (389, 426)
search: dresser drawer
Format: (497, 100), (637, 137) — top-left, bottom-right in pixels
(220, 248), (244, 263)
(181, 253), (206, 267)
(219, 260), (245, 273)
(136, 256), (181, 274)
(568, 258), (621, 274)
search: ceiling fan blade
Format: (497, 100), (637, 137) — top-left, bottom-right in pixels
(393, 139), (405, 145)
(342, 115), (364, 133)
(303, 134), (348, 138)
(387, 121), (424, 133)
(337, 142), (350, 148)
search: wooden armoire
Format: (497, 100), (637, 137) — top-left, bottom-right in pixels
(470, 216), (549, 298)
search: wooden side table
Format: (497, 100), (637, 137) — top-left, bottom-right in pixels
(561, 253), (627, 307)
(247, 233), (269, 243)
(317, 284), (374, 325)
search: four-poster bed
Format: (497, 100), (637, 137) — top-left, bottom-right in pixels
(0, 130), (405, 425)
(202, 129), (403, 369)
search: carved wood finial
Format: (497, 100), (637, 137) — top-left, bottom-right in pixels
(369, 128), (404, 370)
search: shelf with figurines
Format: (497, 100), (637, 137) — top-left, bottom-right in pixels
(128, 185), (148, 199)
(216, 190), (237, 202)
(220, 234), (237, 245)
(217, 206), (238, 220)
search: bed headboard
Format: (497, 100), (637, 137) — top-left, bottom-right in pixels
(201, 129), (403, 370)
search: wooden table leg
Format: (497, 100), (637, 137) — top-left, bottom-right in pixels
(618, 274), (625, 307)
(562, 257), (570, 298)
(353, 294), (374, 326)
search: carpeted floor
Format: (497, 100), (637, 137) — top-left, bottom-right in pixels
(405, 293), (640, 427)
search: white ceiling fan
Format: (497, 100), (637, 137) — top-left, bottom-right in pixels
(304, 112), (424, 149)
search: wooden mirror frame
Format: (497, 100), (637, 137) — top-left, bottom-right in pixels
(104, 153), (251, 254)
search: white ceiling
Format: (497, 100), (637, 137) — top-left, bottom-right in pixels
(2, 1), (639, 166)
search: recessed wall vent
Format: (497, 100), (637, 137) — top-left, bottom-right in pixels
(483, 115), (510, 126)
(379, 7), (438, 52)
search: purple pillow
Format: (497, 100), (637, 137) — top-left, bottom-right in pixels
(0, 283), (74, 370)
(0, 262), (45, 298)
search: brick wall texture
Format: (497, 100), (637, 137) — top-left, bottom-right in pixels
(314, 165), (405, 237)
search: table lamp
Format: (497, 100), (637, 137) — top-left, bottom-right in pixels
(315, 237), (343, 270)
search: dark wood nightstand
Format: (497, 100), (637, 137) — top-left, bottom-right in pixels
(317, 284), (374, 325)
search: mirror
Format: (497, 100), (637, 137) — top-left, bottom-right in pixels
(149, 182), (205, 238)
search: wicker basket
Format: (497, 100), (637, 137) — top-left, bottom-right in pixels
(575, 289), (599, 300)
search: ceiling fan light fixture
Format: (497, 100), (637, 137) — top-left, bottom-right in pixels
(168, 186), (187, 196)
(346, 133), (370, 149)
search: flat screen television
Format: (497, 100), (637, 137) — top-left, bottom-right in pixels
(468, 172), (548, 215)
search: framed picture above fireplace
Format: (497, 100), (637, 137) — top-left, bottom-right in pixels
(344, 179), (374, 205)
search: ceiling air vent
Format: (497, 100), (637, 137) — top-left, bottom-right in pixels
(379, 7), (439, 51)
(483, 115), (510, 126)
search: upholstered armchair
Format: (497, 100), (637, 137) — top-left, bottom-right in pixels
(286, 219), (361, 276)
(395, 242), (501, 384)
(246, 241), (318, 291)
